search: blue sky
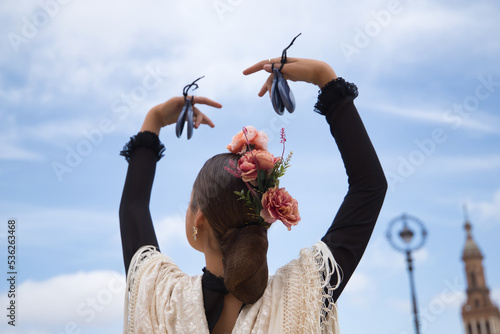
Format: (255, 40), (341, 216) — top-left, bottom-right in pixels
(1, 0), (499, 333)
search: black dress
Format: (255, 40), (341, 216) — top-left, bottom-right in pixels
(119, 78), (387, 332)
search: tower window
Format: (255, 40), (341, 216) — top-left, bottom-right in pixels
(475, 299), (480, 308)
(486, 321), (491, 334)
(477, 321), (482, 334)
(467, 322), (473, 334)
(470, 272), (477, 287)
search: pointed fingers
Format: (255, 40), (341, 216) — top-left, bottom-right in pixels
(243, 58), (281, 75)
(258, 74), (274, 97)
(193, 106), (215, 129)
(190, 96), (222, 109)
(258, 82), (268, 97)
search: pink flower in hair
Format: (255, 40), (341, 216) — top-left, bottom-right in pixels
(260, 187), (301, 230)
(225, 125), (299, 230)
(226, 126), (269, 154)
(238, 150), (278, 184)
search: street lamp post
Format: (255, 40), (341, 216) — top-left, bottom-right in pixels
(386, 214), (428, 334)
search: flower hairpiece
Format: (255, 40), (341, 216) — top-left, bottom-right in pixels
(225, 126), (300, 230)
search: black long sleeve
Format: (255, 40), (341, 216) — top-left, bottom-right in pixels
(317, 78), (388, 301)
(119, 131), (164, 274)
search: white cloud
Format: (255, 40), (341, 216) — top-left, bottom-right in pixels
(413, 248), (429, 264)
(1, 0), (499, 161)
(370, 103), (500, 134)
(344, 272), (370, 293)
(470, 189), (500, 226)
(364, 1), (500, 65)
(0, 111), (43, 161)
(22, 119), (99, 144)
(0, 111), (108, 161)
(432, 155), (500, 174)
(0, 142), (44, 161)
(3, 0), (499, 91)
(342, 272), (378, 308)
(3, 0), (496, 109)
(361, 236), (407, 273)
(155, 214), (190, 249)
(1, 270), (125, 329)
(353, 235), (429, 281)
(1, 0), (267, 102)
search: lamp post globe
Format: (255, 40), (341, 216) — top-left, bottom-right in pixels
(386, 214), (428, 334)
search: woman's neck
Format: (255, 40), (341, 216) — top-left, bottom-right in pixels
(204, 248), (225, 278)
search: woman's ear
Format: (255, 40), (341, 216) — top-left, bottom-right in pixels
(194, 209), (221, 252)
(194, 209), (208, 229)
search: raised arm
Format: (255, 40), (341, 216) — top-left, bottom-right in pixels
(244, 58), (387, 301)
(119, 131), (163, 274)
(317, 79), (387, 301)
(119, 96), (221, 274)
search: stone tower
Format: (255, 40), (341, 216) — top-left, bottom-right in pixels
(461, 215), (500, 334)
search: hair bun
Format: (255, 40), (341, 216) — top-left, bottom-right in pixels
(221, 225), (269, 304)
(192, 153), (270, 304)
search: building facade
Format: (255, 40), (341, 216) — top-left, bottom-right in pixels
(461, 219), (500, 334)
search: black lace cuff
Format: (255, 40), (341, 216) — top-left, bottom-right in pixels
(314, 77), (359, 115)
(119, 131), (165, 162)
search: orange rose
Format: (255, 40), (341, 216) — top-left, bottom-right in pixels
(238, 150), (277, 183)
(226, 126), (269, 154)
(260, 187), (300, 230)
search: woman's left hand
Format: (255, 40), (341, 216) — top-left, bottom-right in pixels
(243, 57), (337, 97)
(141, 96), (222, 135)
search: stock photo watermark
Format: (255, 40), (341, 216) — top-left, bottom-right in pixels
(387, 74), (500, 190)
(397, 277), (465, 334)
(51, 63), (169, 182)
(339, 0), (415, 63)
(6, 0), (75, 53)
(213, 0), (244, 21)
(5, 218), (18, 327)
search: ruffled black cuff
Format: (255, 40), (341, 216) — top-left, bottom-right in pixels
(314, 77), (359, 115)
(119, 131), (165, 163)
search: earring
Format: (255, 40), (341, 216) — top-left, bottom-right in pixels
(193, 226), (198, 241)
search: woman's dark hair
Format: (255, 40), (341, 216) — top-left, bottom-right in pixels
(191, 153), (269, 304)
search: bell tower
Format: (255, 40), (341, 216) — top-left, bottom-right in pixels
(461, 210), (500, 334)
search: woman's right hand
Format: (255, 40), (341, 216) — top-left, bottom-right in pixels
(141, 96), (222, 135)
(243, 58), (337, 97)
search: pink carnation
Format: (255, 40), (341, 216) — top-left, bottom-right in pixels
(238, 150), (278, 184)
(260, 187), (300, 230)
(226, 126), (269, 154)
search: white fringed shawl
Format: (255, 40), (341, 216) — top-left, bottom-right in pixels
(123, 241), (341, 334)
